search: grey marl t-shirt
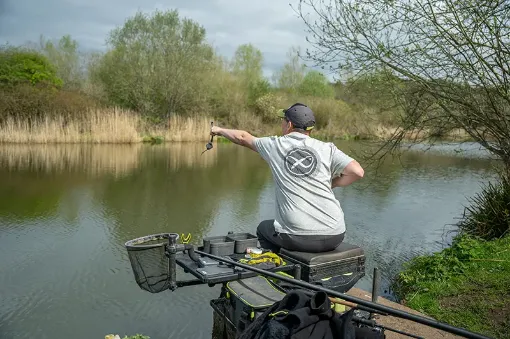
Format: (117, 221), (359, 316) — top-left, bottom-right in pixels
(253, 132), (354, 236)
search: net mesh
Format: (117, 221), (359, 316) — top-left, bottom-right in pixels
(125, 233), (179, 293)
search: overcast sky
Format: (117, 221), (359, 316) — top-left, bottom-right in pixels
(0, 0), (325, 79)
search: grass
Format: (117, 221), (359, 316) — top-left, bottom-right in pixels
(392, 234), (510, 339)
(456, 173), (510, 240)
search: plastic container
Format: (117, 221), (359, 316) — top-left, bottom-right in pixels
(226, 233), (258, 254)
(203, 236), (235, 256)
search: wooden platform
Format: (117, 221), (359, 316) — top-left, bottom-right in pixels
(346, 288), (462, 339)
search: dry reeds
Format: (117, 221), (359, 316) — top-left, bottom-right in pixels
(0, 107), (213, 144)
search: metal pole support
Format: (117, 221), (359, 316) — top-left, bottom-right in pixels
(167, 234), (178, 291)
(370, 267), (380, 319)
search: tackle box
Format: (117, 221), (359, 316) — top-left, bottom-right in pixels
(224, 275), (286, 333)
(278, 242), (366, 292)
(202, 235), (235, 256)
(226, 232), (258, 253)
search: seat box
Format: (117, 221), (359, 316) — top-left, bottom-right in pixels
(278, 242), (366, 290)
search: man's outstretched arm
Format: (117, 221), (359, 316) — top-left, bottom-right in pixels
(211, 126), (257, 152)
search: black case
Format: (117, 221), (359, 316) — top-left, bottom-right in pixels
(224, 275), (286, 333)
(278, 242), (366, 292)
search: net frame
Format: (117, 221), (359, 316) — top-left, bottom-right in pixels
(125, 233), (180, 293)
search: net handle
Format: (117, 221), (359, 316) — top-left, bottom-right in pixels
(125, 233), (180, 250)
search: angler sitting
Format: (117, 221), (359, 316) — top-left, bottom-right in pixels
(210, 103), (364, 253)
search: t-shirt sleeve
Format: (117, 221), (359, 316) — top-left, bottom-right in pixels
(253, 136), (277, 162)
(330, 144), (354, 177)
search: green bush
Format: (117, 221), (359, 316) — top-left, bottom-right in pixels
(298, 71), (335, 98)
(253, 92), (283, 123)
(456, 172), (510, 240)
(247, 79), (271, 107)
(0, 46), (63, 88)
(0, 84), (98, 124)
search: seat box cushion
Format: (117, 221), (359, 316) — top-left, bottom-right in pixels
(279, 242), (364, 266)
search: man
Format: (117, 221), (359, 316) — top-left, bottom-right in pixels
(210, 103), (364, 253)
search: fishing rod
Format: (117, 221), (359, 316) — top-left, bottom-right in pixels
(175, 245), (491, 339)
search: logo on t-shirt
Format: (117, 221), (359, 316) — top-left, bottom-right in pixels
(284, 147), (320, 177)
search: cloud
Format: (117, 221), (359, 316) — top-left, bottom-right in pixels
(0, 0), (323, 78)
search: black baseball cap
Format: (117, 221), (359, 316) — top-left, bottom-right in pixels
(277, 103), (316, 131)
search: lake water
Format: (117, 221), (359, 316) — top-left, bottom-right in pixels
(0, 141), (498, 339)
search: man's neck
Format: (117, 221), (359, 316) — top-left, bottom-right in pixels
(288, 130), (310, 136)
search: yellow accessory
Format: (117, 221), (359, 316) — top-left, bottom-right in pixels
(238, 252), (285, 267)
(180, 233), (191, 244)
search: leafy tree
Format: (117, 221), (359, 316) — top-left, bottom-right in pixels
(295, 0), (510, 170)
(231, 44), (269, 106)
(0, 45), (62, 88)
(337, 68), (402, 123)
(298, 70), (334, 98)
(92, 9), (216, 120)
(232, 43), (264, 85)
(39, 34), (84, 90)
(273, 46), (306, 93)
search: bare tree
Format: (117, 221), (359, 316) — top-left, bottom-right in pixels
(294, 0), (510, 171)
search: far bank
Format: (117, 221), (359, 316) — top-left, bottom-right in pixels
(0, 107), (473, 145)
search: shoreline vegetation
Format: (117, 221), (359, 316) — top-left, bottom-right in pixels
(0, 109), (474, 144)
(392, 174), (510, 339)
(394, 234), (510, 339)
(0, 10), (473, 145)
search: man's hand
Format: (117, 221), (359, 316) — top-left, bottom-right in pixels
(209, 126), (257, 152)
(211, 126), (222, 136)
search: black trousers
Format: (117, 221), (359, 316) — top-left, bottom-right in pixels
(256, 219), (345, 253)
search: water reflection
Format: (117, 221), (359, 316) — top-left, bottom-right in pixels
(0, 141), (498, 339)
(0, 143), (218, 176)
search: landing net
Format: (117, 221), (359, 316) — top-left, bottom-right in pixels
(125, 233), (179, 293)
